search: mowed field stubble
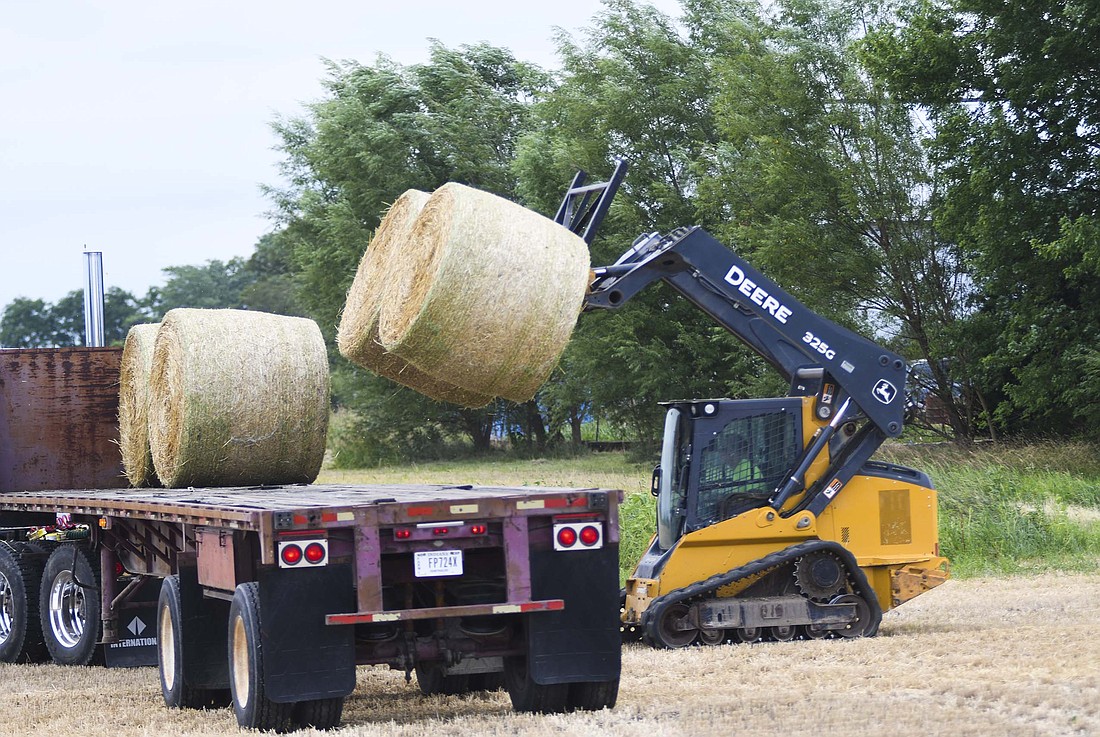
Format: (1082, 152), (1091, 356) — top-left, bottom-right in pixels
(3, 451), (1098, 737)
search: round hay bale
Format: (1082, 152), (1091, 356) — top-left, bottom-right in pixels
(377, 183), (590, 402)
(337, 190), (491, 408)
(118, 323), (161, 487)
(148, 308), (330, 488)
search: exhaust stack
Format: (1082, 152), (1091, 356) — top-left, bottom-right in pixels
(83, 251), (105, 347)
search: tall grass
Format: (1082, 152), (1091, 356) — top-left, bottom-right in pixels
(319, 440), (1100, 582)
(881, 440), (1100, 576)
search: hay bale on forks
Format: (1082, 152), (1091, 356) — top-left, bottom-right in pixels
(337, 189), (491, 408)
(148, 308), (330, 488)
(118, 322), (161, 487)
(377, 183), (590, 403)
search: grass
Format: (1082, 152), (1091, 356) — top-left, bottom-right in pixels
(320, 439), (1100, 581)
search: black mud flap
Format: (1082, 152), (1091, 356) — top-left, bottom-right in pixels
(258, 563), (356, 703)
(104, 578), (162, 668)
(178, 565), (231, 688)
(527, 544), (621, 685)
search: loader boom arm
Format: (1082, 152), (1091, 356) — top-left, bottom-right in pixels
(585, 226), (909, 517)
(585, 226), (908, 439)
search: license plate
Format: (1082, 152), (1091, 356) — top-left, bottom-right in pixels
(414, 550), (463, 577)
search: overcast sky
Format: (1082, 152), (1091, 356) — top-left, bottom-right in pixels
(0, 0), (682, 307)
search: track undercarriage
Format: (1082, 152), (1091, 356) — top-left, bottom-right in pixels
(622, 541), (882, 648)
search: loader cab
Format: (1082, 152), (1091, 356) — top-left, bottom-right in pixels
(656, 398), (804, 549)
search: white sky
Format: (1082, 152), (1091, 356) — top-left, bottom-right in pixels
(0, 0), (682, 306)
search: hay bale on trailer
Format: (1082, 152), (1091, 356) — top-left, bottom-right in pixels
(337, 189), (491, 408)
(377, 183), (590, 403)
(118, 323), (160, 487)
(148, 308), (329, 488)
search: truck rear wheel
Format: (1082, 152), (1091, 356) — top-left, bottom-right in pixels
(503, 655), (569, 713)
(292, 697), (345, 730)
(39, 544), (100, 666)
(228, 582), (292, 732)
(567, 679), (619, 711)
(158, 575), (231, 709)
(415, 662), (470, 695)
(0, 542), (47, 663)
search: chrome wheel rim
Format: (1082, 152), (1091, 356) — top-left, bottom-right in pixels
(0, 571), (13, 645)
(231, 615), (250, 707)
(48, 570), (85, 649)
(159, 603), (176, 690)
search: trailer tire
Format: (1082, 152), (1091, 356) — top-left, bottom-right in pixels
(503, 655), (569, 714)
(39, 544), (101, 666)
(567, 678), (620, 711)
(469, 671), (505, 692)
(292, 697), (345, 730)
(0, 542), (47, 663)
(228, 582), (292, 733)
(415, 662), (471, 695)
(158, 575), (231, 709)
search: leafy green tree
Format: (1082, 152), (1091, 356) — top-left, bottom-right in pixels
(518, 0), (973, 442)
(516, 0), (764, 443)
(865, 0), (1100, 435)
(239, 232), (304, 316)
(0, 298), (55, 347)
(691, 0), (980, 438)
(146, 258), (254, 318)
(0, 287), (144, 347)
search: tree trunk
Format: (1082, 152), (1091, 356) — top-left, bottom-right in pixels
(461, 408), (493, 452)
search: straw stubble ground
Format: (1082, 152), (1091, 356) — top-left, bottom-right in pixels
(1, 573), (1096, 736)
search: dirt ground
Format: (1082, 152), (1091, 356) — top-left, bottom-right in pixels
(2, 573), (1097, 737)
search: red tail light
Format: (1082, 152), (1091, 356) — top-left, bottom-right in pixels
(304, 542), (327, 564)
(394, 528), (412, 540)
(556, 527), (578, 548)
(281, 543), (303, 566)
(278, 538), (328, 568)
(470, 524), (487, 535)
(553, 521), (603, 551)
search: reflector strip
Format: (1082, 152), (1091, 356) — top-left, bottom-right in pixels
(544, 498), (568, 508)
(321, 512), (337, 523)
(407, 506), (435, 516)
(325, 599), (566, 626)
(517, 500), (545, 510)
(450, 504), (478, 514)
(293, 514), (308, 525)
(337, 511), (355, 522)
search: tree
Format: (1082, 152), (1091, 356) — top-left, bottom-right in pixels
(0, 298), (55, 348)
(0, 287), (144, 348)
(865, 0), (1100, 435)
(516, 0), (767, 442)
(692, 0), (980, 438)
(146, 259), (253, 318)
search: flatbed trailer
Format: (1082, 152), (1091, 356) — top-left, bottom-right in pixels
(0, 483), (623, 730)
(0, 349), (622, 732)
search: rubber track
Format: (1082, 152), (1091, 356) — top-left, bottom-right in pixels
(641, 540), (883, 648)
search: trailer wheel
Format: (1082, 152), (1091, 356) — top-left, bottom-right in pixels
(157, 575), (231, 709)
(228, 582), (292, 732)
(567, 678), (620, 711)
(469, 671), (505, 692)
(39, 544), (101, 666)
(503, 655), (569, 714)
(292, 697), (345, 730)
(0, 542), (47, 663)
(415, 662), (471, 695)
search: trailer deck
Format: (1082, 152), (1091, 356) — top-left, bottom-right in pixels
(0, 483), (613, 530)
